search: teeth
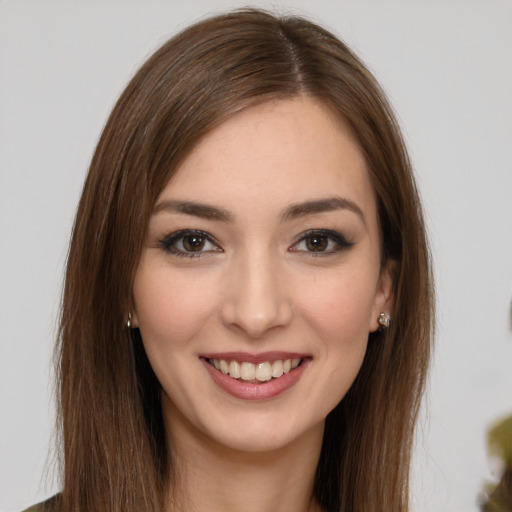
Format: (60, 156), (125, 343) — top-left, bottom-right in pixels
(255, 362), (272, 382)
(229, 360), (241, 379)
(240, 362), (255, 380)
(220, 359), (229, 374)
(209, 358), (302, 382)
(271, 360), (283, 378)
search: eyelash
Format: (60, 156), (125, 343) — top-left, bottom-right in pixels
(290, 229), (354, 256)
(158, 229), (221, 258)
(158, 228), (353, 258)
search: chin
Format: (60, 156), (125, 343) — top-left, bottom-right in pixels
(196, 408), (326, 456)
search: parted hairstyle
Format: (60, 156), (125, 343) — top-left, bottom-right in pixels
(57, 8), (434, 512)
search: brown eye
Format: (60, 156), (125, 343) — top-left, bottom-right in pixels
(305, 235), (328, 252)
(290, 229), (354, 255)
(182, 234), (206, 252)
(159, 229), (220, 258)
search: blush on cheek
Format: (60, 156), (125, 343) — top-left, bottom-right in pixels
(297, 286), (372, 336)
(136, 275), (217, 347)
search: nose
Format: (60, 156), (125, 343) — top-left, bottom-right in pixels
(221, 251), (293, 339)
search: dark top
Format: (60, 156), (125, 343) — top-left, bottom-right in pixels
(22, 494), (60, 512)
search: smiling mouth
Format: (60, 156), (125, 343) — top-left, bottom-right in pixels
(207, 358), (303, 383)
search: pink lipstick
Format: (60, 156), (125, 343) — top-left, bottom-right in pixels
(200, 352), (310, 400)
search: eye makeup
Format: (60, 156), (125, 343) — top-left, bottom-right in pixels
(289, 229), (355, 256)
(158, 229), (222, 258)
(158, 226), (354, 260)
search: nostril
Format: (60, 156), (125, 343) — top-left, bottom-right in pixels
(220, 299), (293, 339)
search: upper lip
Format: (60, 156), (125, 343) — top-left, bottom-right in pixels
(200, 351), (310, 364)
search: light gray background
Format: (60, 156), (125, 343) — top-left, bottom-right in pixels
(1, 1), (511, 511)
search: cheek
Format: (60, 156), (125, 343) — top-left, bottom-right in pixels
(133, 263), (219, 348)
(297, 272), (377, 406)
(295, 269), (377, 343)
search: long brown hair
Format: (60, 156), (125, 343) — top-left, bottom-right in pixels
(57, 8), (434, 511)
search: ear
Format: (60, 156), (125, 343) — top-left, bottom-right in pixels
(369, 259), (395, 332)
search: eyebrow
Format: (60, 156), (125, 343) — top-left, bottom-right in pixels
(153, 199), (234, 222)
(153, 195), (365, 225)
(281, 196), (366, 226)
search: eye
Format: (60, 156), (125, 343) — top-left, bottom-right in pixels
(159, 229), (221, 258)
(290, 229), (353, 255)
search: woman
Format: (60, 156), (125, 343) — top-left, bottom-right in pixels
(26, 8), (433, 512)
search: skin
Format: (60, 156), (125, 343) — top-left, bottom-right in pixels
(132, 96), (393, 512)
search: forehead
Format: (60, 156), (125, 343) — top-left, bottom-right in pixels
(157, 96), (377, 224)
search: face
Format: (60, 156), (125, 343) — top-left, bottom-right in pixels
(132, 97), (393, 454)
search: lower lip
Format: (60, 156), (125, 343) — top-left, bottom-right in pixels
(201, 358), (310, 400)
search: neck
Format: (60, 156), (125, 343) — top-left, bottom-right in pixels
(163, 404), (325, 512)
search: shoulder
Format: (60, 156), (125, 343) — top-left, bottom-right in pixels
(22, 494), (61, 512)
